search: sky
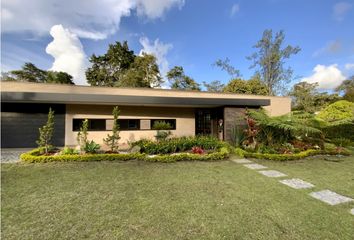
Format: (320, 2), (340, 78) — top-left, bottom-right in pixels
(1, 0), (354, 91)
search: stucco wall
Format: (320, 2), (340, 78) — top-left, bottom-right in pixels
(264, 97), (292, 116)
(65, 104), (195, 147)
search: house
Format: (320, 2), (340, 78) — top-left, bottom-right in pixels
(1, 82), (291, 148)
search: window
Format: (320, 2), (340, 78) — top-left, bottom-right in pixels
(151, 119), (176, 130)
(118, 119), (140, 130)
(73, 119), (106, 131)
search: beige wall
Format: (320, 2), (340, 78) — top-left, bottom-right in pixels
(264, 97), (292, 116)
(65, 105), (195, 147)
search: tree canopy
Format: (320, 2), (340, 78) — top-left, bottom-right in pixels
(247, 29), (301, 95)
(335, 76), (354, 102)
(223, 76), (269, 95)
(86, 41), (162, 88)
(1, 62), (74, 85)
(203, 80), (225, 92)
(167, 66), (201, 90)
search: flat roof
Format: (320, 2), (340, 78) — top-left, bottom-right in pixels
(0, 82), (284, 107)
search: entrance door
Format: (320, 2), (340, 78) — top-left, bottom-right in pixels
(195, 108), (223, 136)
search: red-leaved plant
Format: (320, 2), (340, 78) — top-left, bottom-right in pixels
(191, 146), (204, 154)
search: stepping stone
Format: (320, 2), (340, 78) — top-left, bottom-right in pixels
(232, 159), (253, 164)
(243, 163), (267, 170)
(309, 190), (354, 206)
(350, 209), (354, 215)
(258, 170), (287, 178)
(279, 178), (314, 189)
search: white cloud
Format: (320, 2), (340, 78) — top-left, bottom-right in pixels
(301, 64), (346, 90)
(230, 4), (240, 17)
(345, 63), (354, 70)
(139, 37), (173, 78)
(45, 25), (88, 85)
(1, 0), (184, 40)
(333, 2), (352, 21)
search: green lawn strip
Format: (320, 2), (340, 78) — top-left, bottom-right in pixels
(2, 161), (354, 240)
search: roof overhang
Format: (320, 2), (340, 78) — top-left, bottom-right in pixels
(1, 92), (270, 107)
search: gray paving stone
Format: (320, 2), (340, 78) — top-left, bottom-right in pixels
(309, 190), (354, 205)
(243, 163), (267, 170)
(232, 159), (253, 164)
(279, 178), (314, 189)
(350, 209), (354, 215)
(258, 170), (287, 178)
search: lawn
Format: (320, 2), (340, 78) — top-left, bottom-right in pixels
(2, 156), (354, 239)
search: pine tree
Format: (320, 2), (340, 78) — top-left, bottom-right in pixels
(104, 106), (121, 152)
(77, 119), (89, 151)
(36, 108), (55, 154)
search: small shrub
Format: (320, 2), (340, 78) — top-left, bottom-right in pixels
(60, 147), (79, 155)
(104, 106), (121, 152)
(77, 119), (88, 151)
(36, 108), (55, 154)
(330, 138), (352, 147)
(155, 130), (172, 142)
(84, 140), (101, 154)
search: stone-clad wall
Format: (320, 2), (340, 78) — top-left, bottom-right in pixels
(223, 107), (248, 143)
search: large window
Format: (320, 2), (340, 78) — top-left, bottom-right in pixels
(72, 118), (176, 131)
(73, 119), (106, 131)
(151, 119), (176, 130)
(118, 119), (140, 130)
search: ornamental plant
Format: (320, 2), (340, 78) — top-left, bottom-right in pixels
(77, 119), (88, 152)
(153, 121), (172, 141)
(36, 108), (55, 154)
(104, 106), (121, 152)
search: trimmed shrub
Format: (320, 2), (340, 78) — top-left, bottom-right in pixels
(317, 100), (354, 122)
(131, 136), (225, 155)
(321, 120), (354, 141)
(234, 147), (350, 161)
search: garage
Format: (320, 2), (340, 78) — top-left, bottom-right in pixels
(1, 103), (65, 148)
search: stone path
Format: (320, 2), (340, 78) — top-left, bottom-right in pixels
(1, 148), (30, 163)
(232, 158), (354, 215)
(232, 159), (253, 164)
(280, 178), (314, 189)
(309, 190), (354, 206)
(243, 163), (267, 170)
(258, 170), (287, 178)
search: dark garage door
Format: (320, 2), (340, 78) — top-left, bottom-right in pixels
(1, 103), (65, 148)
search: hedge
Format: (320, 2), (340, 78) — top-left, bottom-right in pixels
(234, 148), (351, 161)
(321, 121), (354, 141)
(20, 147), (230, 163)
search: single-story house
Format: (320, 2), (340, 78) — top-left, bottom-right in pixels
(1, 82), (291, 148)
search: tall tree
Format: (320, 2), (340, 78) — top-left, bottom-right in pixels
(335, 76), (354, 102)
(167, 66), (201, 90)
(86, 41), (135, 87)
(203, 80), (225, 92)
(11, 62), (47, 83)
(36, 108), (55, 154)
(213, 58), (241, 79)
(223, 76), (269, 95)
(104, 106), (121, 152)
(118, 53), (163, 88)
(247, 29), (301, 95)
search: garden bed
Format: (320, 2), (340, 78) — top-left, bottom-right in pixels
(20, 146), (230, 163)
(235, 147), (351, 161)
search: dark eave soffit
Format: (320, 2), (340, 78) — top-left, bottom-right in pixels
(1, 92), (271, 107)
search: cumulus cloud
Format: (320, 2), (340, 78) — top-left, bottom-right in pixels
(139, 37), (173, 77)
(46, 25), (88, 85)
(301, 64), (346, 90)
(333, 2), (352, 21)
(313, 40), (342, 57)
(230, 4), (240, 17)
(2, 0), (184, 40)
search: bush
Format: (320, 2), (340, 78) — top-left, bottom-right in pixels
(60, 147), (79, 155)
(191, 146), (204, 154)
(234, 147), (350, 161)
(20, 146), (230, 163)
(84, 140), (101, 154)
(317, 100), (354, 122)
(321, 120), (354, 141)
(131, 136), (225, 154)
(330, 138), (352, 147)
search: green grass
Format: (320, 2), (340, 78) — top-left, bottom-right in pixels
(2, 156), (354, 239)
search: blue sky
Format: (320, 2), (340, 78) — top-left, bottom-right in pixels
(1, 0), (354, 90)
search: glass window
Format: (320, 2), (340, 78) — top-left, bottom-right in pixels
(72, 119), (106, 131)
(118, 119), (140, 130)
(150, 119), (176, 130)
